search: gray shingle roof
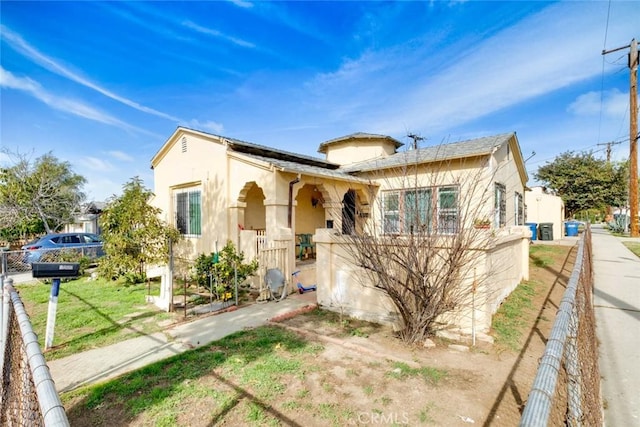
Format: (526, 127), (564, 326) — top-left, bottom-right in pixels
(225, 136), (338, 169)
(232, 152), (373, 184)
(340, 133), (515, 173)
(173, 126), (338, 169)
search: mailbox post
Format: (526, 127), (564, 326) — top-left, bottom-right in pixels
(32, 262), (80, 350)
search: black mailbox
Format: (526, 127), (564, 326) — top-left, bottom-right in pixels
(32, 262), (80, 279)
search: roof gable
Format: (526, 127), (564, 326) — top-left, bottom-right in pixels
(340, 133), (516, 173)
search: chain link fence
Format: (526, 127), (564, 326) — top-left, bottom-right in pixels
(0, 277), (69, 426)
(1, 246), (103, 279)
(520, 224), (601, 426)
(1, 250), (32, 276)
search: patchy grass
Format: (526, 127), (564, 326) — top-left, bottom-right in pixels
(493, 244), (572, 351)
(290, 306), (382, 338)
(15, 277), (173, 360)
(623, 242), (640, 259)
(529, 244), (567, 268)
(386, 361), (447, 385)
(62, 323), (452, 426)
(64, 326), (311, 421)
(492, 280), (538, 351)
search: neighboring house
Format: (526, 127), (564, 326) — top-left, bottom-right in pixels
(150, 127), (530, 332)
(525, 186), (565, 240)
(63, 201), (105, 235)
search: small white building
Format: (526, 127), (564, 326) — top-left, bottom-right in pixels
(525, 187), (565, 240)
(63, 201), (104, 235)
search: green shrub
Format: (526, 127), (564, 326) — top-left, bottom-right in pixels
(192, 241), (258, 299)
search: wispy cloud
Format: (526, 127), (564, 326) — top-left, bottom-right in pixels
(568, 89), (629, 117)
(0, 25), (181, 122)
(108, 151), (135, 162)
(187, 119), (224, 134)
(82, 175), (123, 202)
(303, 2), (635, 137)
(228, 0), (253, 9)
(83, 157), (114, 172)
(182, 20), (255, 48)
(0, 67), (154, 135)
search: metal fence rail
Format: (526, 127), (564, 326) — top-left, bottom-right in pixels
(0, 277), (69, 427)
(520, 224), (601, 426)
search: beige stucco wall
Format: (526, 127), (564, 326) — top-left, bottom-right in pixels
(525, 187), (565, 240)
(323, 140), (397, 165)
(295, 184), (326, 234)
(313, 227), (530, 332)
(151, 132), (229, 258)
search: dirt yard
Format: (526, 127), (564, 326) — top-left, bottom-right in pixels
(64, 243), (576, 426)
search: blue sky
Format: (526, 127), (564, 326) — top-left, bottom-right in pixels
(1, 1), (638, 202)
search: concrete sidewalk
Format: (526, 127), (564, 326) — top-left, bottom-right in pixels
(591, 225), (640, 426)
(47, 292), (316, 393)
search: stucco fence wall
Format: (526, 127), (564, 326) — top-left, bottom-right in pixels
(313, 227), (530, 333)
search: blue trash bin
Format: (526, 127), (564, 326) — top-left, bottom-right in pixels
(565, 221), (579, 237)
(525, 223), (538, 241)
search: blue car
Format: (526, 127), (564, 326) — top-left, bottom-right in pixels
(21, 232), (104, 264)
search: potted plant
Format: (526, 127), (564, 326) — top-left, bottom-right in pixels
(473, 218), (491, 229)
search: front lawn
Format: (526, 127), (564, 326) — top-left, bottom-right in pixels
(16, 277), (174, 360)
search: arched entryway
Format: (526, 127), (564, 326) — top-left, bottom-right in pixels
(342, 189), (356, 235)
(238, 181), (266, 231)
(295, 184), (326, 234)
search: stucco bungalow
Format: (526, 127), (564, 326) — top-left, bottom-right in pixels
(150, 127), (530, 332)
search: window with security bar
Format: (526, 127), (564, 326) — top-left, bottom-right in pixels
(175, 189), (202, 236)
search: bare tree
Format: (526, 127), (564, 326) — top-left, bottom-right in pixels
(342, 153), (506, 343)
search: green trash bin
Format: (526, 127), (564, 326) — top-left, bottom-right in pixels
(539, 223), (554, 241)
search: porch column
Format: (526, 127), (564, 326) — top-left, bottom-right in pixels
(228, 202), (246, 247)
(323, 201), (343, 231)
(264, 198), (292, 235)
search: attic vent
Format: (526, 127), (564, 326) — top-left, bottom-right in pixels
(181, 137), (187, 153)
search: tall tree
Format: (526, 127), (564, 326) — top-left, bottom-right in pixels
(0, 149), (86, 236)
(535, 151), (628, 218)
(98, 177), (180, 284)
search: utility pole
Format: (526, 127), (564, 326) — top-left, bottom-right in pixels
(603, 38), (639, 236)
(597, 141), (622, 163)
(598, 141), (622, 221)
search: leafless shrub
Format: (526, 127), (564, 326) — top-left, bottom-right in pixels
(341, 153), (504, 343)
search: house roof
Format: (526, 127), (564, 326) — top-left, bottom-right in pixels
(232, 152), (373, 184)
(224, 136), (339, 169)
(151, 126), (339, 170)
(340, 133), (517, 173)
(152, 127), (527, 184)
(317, 132), (404, 154)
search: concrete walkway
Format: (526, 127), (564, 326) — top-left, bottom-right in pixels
(592, 225), (640, 427)
(47, 292), (316, 393)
